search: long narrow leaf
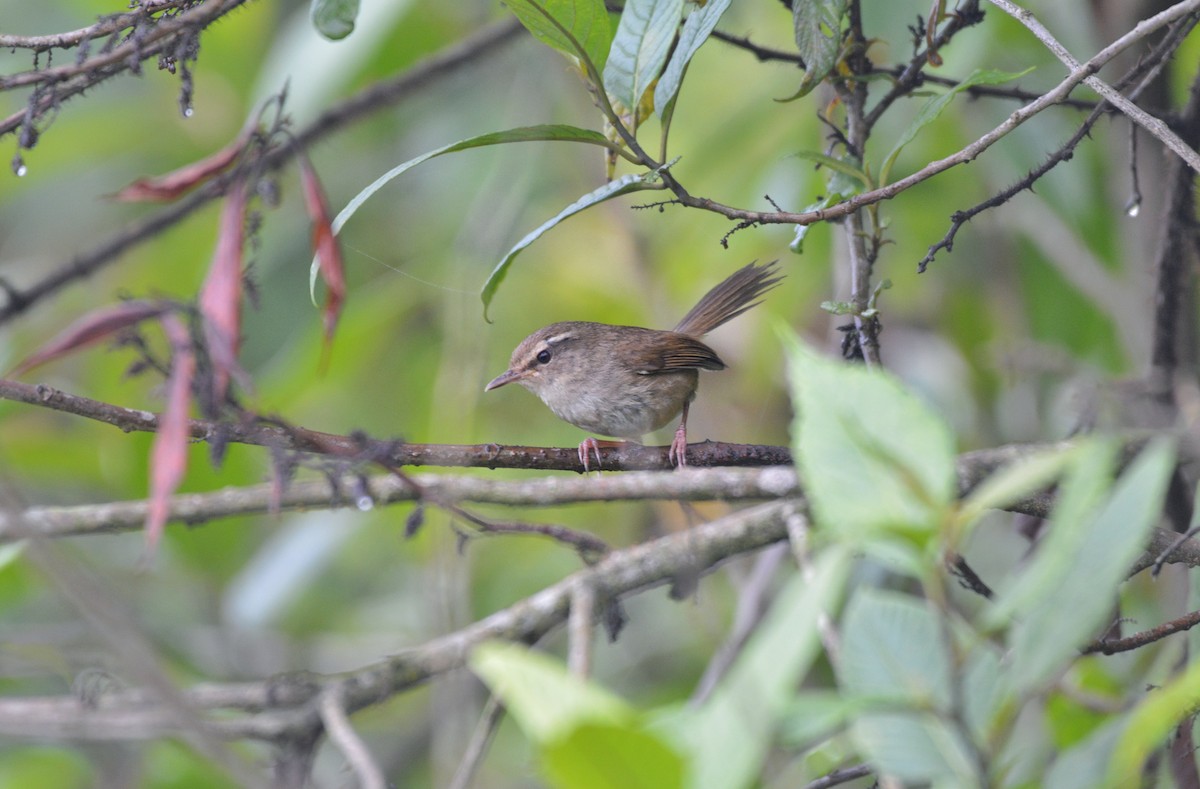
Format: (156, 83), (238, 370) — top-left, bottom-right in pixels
(480, 171), (658, 319)
(10, 301), (166, 377)
(653, 0), (731, 117)
(199, 179), (247, 406)
(309, 125), (620, 302)
(603, 0), (684, 112)
(879, 68), (1033, 186)
(298, 153), (344, 362)
(144, 313), (195, 559)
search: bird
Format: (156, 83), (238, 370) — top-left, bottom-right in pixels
(485, 261), (782, 470)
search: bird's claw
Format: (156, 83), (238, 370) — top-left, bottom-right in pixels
(578, 437), (603, 473)
(668, 425), (688, 468)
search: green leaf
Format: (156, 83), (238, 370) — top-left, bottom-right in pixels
(674, 548), (850, 789)
(503, 0), (613, 73)
(481, 170), (660, 319)
(791, 150), (872, 189)
(778, 691), (864, 746)
(310, 0), (360, 40)
(470, 640), (633, 741)
(652, 0), (731, 117)
(309, 125), (617, 303)
(956, 444), (1080, 525)
(603, 0), (685, 112)
(789, 0), (847, 99)
(1108, 655), (1200, 786)
(879, 68), (1035, 186)
(790, 152), (866, 254)
(839, 589), (951, 707)
(1045, 719), (1124, 789)
(850, 711), (979, 785)
(781, 331), (957, 540)
(543, 721), (685, 789)
(994, 438), (1176, 694)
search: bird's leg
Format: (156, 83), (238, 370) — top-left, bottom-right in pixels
(577, 437), (604, 473)
(668, 403), (690, 468)
(577, 438), (636, 472)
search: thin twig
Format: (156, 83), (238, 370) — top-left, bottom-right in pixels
(447, 696), (506, 789)
(319, 687), (385, 789)
(986, 0), (1200, 172)
(568, 581), (596, 678)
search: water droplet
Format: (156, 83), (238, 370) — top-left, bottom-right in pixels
(355, 495), (374, 512)
(11, 155), (26, 176)
(15, 164), (26, 177)
(183, 106), (194, 118)
(1126, 201), (1140, 218)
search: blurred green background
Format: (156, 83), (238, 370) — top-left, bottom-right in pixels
(0, 0), (1193, 785)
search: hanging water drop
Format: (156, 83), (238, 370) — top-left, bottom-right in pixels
(11, 155), (26, 177)
(1126, 201), (1140, 218)
(183, 106), (194, 118)
(355, 495), (374, 512)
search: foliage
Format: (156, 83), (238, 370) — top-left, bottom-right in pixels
(0, 0), (1198, 787)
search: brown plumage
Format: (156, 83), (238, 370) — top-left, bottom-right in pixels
(485, 261), (782, 469)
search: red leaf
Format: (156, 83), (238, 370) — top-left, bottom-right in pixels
(199, 179), (247, 405)
(10, 300), (165, 377)
(144, 313), (195, 558)
(297, 153), (345, 356)
(111, 127), (251, 203)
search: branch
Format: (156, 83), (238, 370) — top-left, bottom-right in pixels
(1082, 608), (1200, 655)
(0, 19), (524, 324)
(0, 501), (798, 742)
(0, 378), (791, 471)
(656, 0), (1200, 227)
(0, 0), (205, 52)
(987, 0), (1200, 172)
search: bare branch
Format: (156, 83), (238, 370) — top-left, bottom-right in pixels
(987, 0), (1200, 172)
(319, 687), (385, 789)
(0, 501), (797, 743)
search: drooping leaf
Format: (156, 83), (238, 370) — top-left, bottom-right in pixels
(298, 152), (345, 363)
(879, 68), (1034, 186)
(310, 0), (360, 40)
(653, 0), (731, 117)
(481, 170), (660, 319)
(310, 125), (623, 303)
(144, 313), (196, 558)
(110, 136), (248, 202)
(503, 0), (613, 74)
(603, 0), (685, 113)
(10, 300), (166, 377)
(198, 179), (247, 406)
(788, 0), (847, 99)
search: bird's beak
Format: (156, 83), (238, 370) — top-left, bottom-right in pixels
(484, 368), (525, 391)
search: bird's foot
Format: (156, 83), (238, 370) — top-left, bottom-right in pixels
(668, 423), (689, 468)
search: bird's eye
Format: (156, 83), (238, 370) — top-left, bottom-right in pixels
(536, 349), (552, 364)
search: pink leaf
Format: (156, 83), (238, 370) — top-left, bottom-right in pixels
(297, 153), (345, 358)
(199, 179), (247, 405)
(111, 127), (251, 203)
(144, 313), (195, 558)
(10, 301), (165, 377)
